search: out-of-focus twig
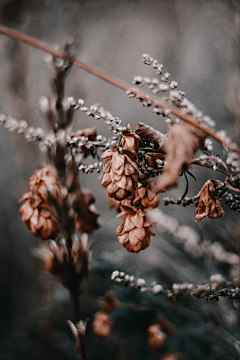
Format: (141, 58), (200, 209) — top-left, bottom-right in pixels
(0, 24), (239, 153)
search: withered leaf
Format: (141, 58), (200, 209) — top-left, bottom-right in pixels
(195, 180), (226, 222)
(136, 122), (167, 151)
(73, 127), (97, 141)
(74, 189), (100, 233)
(154, 123), (206, 192)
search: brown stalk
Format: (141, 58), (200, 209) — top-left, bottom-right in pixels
(0, 24), (239, 154)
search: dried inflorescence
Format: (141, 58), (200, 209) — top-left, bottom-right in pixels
(20, 191), (59, 240)
(30, 164), (62, 201)
(133, 181), (160, 208)
(101, 148), (139, 201)
(43, 236), (90, 288)
(116, 203), (155, 252)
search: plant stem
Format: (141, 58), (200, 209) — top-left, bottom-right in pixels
(0, 24), (239, 154)
(70, 288), (86, 360)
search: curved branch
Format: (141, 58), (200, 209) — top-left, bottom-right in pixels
(0, 24), (240, 154)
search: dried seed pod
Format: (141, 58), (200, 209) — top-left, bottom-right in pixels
(29, 165), (62, 202)
(148, 324), (166, 348)
(133, 181), (160, 208)
(195, 180), (226, 222)
(116, 205), (155, 252)
(74, 189), (100, 233)
(101, 148), (139, 201)
(92, 311), (113, 337)
(19, 192), (59, 240)
(43, 236), (90, 288)
(120, 124), (141, 155)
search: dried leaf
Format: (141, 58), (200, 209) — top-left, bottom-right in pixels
(74, 189), (100, 233)
(195, 180), (226, 222)
(154, 123), (206, 192)
(73, 127), (97, 141)
(136, 122), (167, 151)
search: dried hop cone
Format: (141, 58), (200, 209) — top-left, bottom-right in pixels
(148, 324), (166, 348)
(133, 181), (160, 208)
(116, 203), (155, 252)
(29, 165), (62, 202)
(101, 148), (139, 201)
(43, 236), (90, 288)
(120, 124), (141, 156)
(92, 311), (113, 337)
(19, 192), (59, 240)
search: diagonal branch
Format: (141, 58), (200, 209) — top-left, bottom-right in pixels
(0, 24), (239, 154)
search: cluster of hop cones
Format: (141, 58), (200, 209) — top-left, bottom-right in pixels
(101, 125), (164, 253)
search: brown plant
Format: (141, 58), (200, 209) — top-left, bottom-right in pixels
(195, 180), (226, 222)
(148, 324), (166, 348)
(74, 189), (100, 234)
(133, 181), (160, 208)
(116, 203), (155, 252)
(29, 164), (62, 202)
(92, 311), (113, 337)
(101, 148), (139, 201)
(43, 236), (90, 288)
(154, 123), (206, 192)
(19, 191), (59, 240)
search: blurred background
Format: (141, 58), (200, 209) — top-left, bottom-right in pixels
(0, 0), (240, 359)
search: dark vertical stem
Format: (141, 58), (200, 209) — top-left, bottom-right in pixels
(70, 288), (86, 360)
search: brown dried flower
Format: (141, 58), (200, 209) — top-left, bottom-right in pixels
(120, 124), (141, 155)
(101, 148), (139, 201)
(148, 324), (166, 348)
(154, 123), (205, 192)
(74, 189), (99, 233)
(116, 204), (155, 252)
(19, 191), (59, 240)
(195, 180), (226, 222)
(133, 181), (160, 208)
(92, 311), (113, 337)
(43, 236), (90, 288)
(29, 165), (62, 202)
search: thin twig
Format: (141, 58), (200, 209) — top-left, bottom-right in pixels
(0, 24), (240, 154)
(191, 156), (229, 176)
